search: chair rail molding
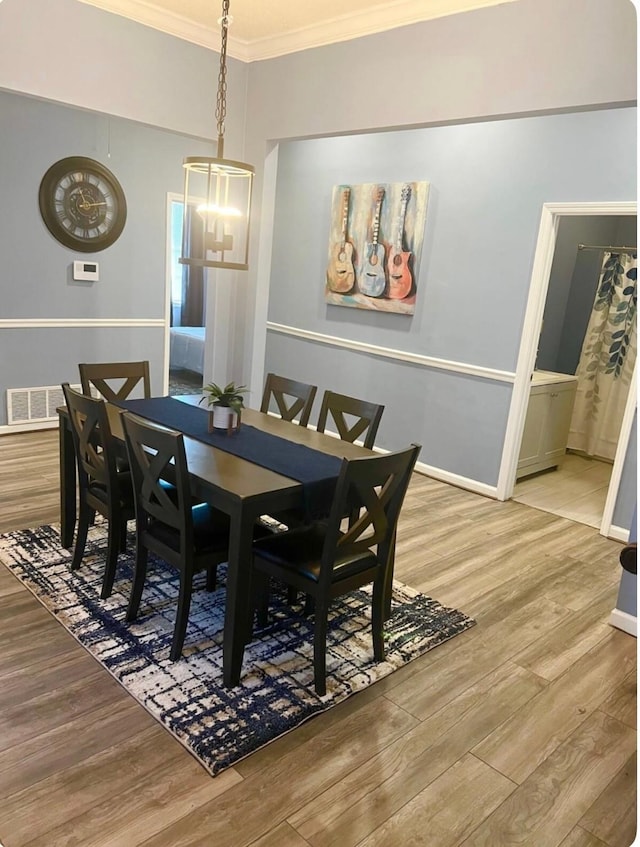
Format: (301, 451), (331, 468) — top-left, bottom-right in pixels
(266, 322), (515, 383)
(0, 318), (165, 328)
(497, 200), (637, 536)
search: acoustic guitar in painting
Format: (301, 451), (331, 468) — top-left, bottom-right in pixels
(387, 185), (414, 300)
(326, 188), (356, 293)
(359, 187), (386, 298)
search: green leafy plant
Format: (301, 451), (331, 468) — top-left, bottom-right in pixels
(200, 381), (248, 414)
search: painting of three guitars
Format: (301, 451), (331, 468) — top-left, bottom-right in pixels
(325, 180), (430, 315)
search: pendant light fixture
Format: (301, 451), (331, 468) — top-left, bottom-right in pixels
(179, 0), (254, 271)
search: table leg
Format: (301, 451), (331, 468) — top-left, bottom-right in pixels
(223, 507), (256, 687)
(58, 413), (76, 549)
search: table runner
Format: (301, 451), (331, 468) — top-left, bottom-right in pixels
(115, 396), (342, 518)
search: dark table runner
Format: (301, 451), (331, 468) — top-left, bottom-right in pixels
(115, 396), (342, 518)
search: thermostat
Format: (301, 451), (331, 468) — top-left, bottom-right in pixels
(73, 261), (99, 281)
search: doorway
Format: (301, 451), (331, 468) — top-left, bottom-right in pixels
(498, 202), (637, 540)
(164, 194), (205, 397)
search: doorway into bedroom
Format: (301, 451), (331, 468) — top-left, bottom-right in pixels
(168, 198), (205, 396)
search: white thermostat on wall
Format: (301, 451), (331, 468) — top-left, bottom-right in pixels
(73, 260), (99, 282)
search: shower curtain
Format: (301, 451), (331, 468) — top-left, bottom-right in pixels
(567, 250), (637, 461)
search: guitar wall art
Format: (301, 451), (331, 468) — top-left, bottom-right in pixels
(325, 180), (429, 315)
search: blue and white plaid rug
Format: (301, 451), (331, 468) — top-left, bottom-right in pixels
(0, 521), (475, 776)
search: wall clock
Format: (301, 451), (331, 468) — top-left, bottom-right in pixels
(38, 156), (127, 252)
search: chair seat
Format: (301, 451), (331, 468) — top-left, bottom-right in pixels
(88, 471), (134, 510)
(147, 503), (231, 555)
(253, 523), (377, 584)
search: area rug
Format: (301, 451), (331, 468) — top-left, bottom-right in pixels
(0, 521), (475, 776)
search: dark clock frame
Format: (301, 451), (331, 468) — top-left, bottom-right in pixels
(38, 156), (127, 252)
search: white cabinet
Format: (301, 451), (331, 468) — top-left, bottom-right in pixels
(517, 371), (578, 479)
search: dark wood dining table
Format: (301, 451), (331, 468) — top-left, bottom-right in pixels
(58, 395), (374, 687)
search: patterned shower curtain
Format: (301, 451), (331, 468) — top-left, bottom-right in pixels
(567, 250), (637, 461)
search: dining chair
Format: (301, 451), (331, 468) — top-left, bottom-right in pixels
(121, 412), (236, 661)
(251, 443), (421, 695)
(316, 390), (385, 450)
(79, 360), (151, 402)
(260, 373), (318, 427)
(61, 383), (135, 599)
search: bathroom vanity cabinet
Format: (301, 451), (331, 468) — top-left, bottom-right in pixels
(517, 370), (579, 479)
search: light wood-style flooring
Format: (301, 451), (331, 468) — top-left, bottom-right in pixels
(0, 430), (636, 847)
(513, 453), (613, 530)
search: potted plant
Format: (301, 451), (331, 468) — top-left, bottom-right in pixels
(200, 381), (248, 432)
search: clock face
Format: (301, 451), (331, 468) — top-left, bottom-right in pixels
(39, 156), (127, 252)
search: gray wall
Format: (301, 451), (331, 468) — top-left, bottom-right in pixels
(265, 109), (636, 489)
(0, 89), (215, 424)
(242, 0), (637, 391)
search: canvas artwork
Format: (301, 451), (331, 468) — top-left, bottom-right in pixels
(325, 181), (430, 315)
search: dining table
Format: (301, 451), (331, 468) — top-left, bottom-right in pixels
(58, 394), (375, 688)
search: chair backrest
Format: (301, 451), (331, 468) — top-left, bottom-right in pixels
(79, 361), (151, 402)
(121, 412), (193, 548)
(319, 444), (421, 587)
(316, 390), (384, 450)
(62, 382), (118, 492)
(260, 373), (317, 426)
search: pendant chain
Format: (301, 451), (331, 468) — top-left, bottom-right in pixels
(215, 0), (230, 142)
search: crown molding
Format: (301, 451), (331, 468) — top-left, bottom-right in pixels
(78, 0), (518, 62)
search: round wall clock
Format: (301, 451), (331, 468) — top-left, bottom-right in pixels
(38, 156), (127, 252)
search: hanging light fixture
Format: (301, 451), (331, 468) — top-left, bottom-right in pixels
(179, 0), (254, 271)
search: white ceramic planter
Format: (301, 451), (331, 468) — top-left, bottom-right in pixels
(211, 406), (238, 430)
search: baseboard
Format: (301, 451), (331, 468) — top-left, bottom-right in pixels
(607, 524), (631, 543)
(414, 460), (498, 499)
(608, 608), (637, 637)
(0, 420), (58, 435)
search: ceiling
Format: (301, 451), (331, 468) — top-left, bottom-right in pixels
(78, 0), (520, 62)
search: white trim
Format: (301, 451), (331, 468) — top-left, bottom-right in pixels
(0, 420), (57, 435)
(249, 146), (280, 402)
(0, 319), (165, 328)
(164, 192), (183, 395)
(607, 524), (632, 544)
(77, 0), (518, 62)
(601, 367), (637, 539)
(414, 460), (498, 498)
(608, 608), (637, 637)
(498, 201), (637, 516)
(267, 322), (515, 383)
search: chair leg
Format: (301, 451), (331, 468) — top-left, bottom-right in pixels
(254, 570), (270, 629)
(170, 570), (194, 661)
(287, 586), (298, 605)
(371, 576), (386, 663)
(119, 519), (128, 553)
(126, 544), (148, 622)
(71, 503), (91, 571)
(101, 518), (121, 599)
(303, 594), (315, 616)
(313, 599), (328, 697)
(205, 565), (217, 592)
(383, 531), (397, 621)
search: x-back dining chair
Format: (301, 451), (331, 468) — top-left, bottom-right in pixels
(79, 360), (151, 402)
(61, 382), (135, 599)
(260, 373), (317, 427)
(316, 390), (385, 450)
(122, 412), (258, 661)
(251, 443), (421, 695)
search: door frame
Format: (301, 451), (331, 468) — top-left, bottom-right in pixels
(497, 201), (637, 539)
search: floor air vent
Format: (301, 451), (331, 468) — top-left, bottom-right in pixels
(6, 384), (83, 425)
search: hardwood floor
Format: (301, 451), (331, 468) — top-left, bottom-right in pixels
(0, 430), (636, 847)
(513, 453), (613, 530)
